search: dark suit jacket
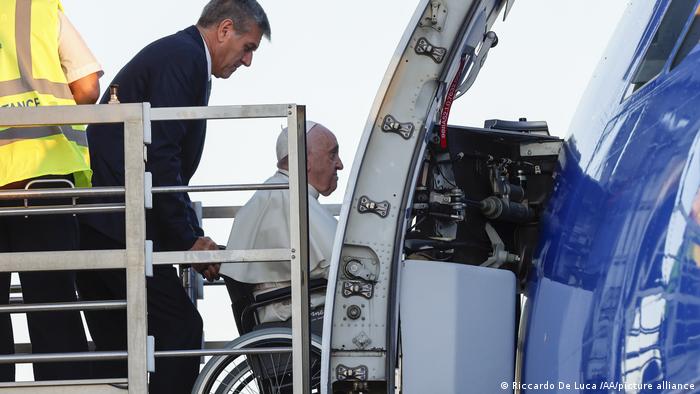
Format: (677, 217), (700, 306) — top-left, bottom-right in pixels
(82, 26), (209, 251)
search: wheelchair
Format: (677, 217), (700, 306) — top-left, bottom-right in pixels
(191, 279), (327, 394)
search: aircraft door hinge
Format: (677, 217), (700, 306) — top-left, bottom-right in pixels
(419, 0), (447, 32)
(343, 256), (379, 282)
(415, 37), (447, 63)
(336, 364), (368, 381)
(381, 114), (414, 139)
(358, 195), (390, 218)
(342, 281), (374, 299)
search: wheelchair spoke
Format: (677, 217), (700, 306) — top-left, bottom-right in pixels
(280, 351), (292, 391)
(193, 328), (322, 394)
(269, 353), (281, 394)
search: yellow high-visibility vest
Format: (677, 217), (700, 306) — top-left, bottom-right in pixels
(0, 0), (91, 187)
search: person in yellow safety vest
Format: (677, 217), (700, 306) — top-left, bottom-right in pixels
(0, 0), (102, 382)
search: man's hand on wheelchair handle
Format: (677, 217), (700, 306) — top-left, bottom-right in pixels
(194, 263), (221, 282)
(189, 236), (222, 282)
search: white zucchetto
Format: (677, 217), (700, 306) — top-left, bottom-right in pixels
(276, 121), (318, 162)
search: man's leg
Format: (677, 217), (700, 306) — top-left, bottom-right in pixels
(9, 212), (91, 380)
(75, 224), (128, 379)
(147, 266), (203, 394)
(78, 225), (203, 392)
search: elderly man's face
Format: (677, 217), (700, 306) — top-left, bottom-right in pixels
(307, 126), (343, 196)
(212, 19), (262, 78)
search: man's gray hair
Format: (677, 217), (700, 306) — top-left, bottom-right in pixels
(197, 0), (271, 39)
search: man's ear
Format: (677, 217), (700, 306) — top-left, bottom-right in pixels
(217, 19), (234, 42)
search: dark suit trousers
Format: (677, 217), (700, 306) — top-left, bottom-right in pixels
(0, 207), (91, 381)
(76, 224), (202, 394)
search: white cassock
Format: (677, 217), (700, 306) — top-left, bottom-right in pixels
(220, 170), (337, 322)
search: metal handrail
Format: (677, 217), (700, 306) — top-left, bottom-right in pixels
(0, 186), (125, 200)
(154, 248), (289, 265)
(0, 378), (129, 389)
(0, 300), (126, 314)
(4, 199), (335, 302)
(0, 103), (312, 394)
(151, 182), (288, 194)
(9, 339), (238, 355)
(201, 203), (342, 219)
(0, 182), (287, 201)
(0, 347), (293, 364)
(0, 249), (127, 272)
(154, 347), (292, 358)
(0, 351), (128, 364)
(0, 203), (124, 217)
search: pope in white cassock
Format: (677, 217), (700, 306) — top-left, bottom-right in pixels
(220, 121), (343, 330)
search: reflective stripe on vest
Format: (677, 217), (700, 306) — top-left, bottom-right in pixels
(0, 0), (91, 187)
(0, 126), (88, 147)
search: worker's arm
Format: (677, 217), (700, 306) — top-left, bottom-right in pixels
(58, 11), (103, 104)
(69, 72), (100, 104)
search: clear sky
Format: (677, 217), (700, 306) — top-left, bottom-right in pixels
(13, 0), (629, 379)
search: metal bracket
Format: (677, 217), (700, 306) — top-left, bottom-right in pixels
(346, 305), (362, 320)
(24, 179), (76, 208)
(144, 172), (153, 209)
(146, 335), (155, 373)
(195, 272), (204, 301)
(342, 281), (374, 299)
(142, 106), (152, 145)
(352, 331), (372, 350)
(427, 189), (466, 221)
(145, 240), (153, 277)
(358, 195), (390, 218)
(480, 222), (520, 268)
(343, 256), (379, 282)
(336, 364), (368, 381)
(455, 31), (498, 99)
(412, 202), (430, 211)
(381, 115), (414, 139)
(520, 141), (562, 157)
(415, 37), (447, 63)
(419, 0), (447, 31)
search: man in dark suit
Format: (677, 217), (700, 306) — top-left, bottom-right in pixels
(76, 1), (270, 392)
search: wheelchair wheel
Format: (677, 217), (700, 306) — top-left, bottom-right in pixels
(192, 327), (323, 394)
